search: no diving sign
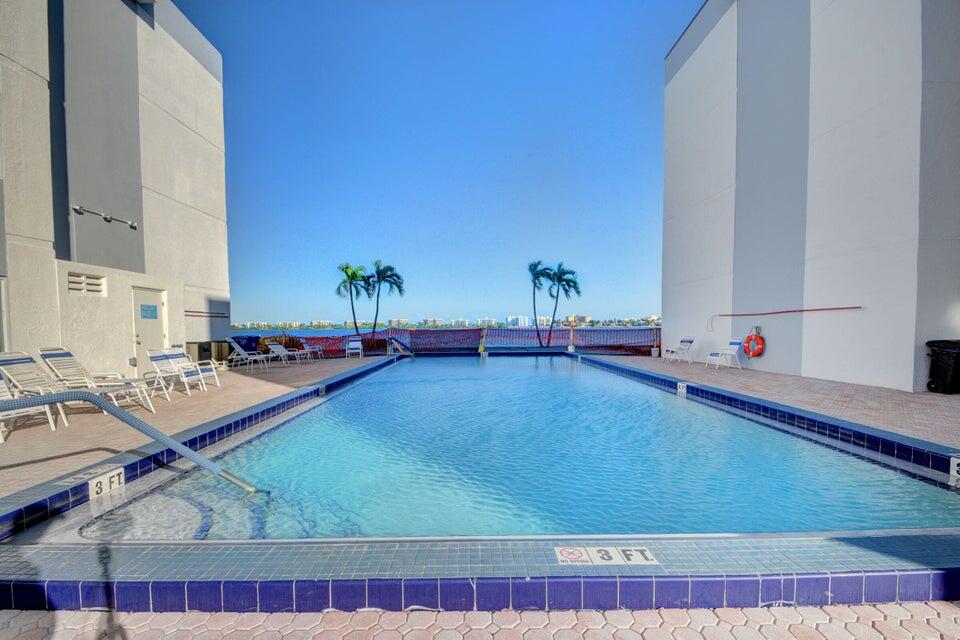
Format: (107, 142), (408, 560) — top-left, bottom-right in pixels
(554, 546), (658, 565)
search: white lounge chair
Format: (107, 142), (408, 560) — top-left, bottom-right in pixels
(663, 336), (695, 363)
(705, 338), (744, 370)
(165, 347), (222, 388)
(0, 379), (57, 443)
(0, 351), (135, 426)
(301, 343), (324, 360)
(38, 347), (159, 413)
(265, 341), (309, 366)
(345, 335), (363, 358)
(147, 349), (206, 395)
(226, 338), (270, 369)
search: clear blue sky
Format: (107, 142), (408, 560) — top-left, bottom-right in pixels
(174, 0), (701, 324)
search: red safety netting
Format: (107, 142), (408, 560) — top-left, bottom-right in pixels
(287, 327), (660, 356)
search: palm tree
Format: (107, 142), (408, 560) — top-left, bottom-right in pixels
(528, 260), (554, 347)
(335, 263), (372, 335)
(545, 263), (581, 347)
(369, 260), (405, 335)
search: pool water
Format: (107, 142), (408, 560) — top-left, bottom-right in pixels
(82, 357), (960, 540)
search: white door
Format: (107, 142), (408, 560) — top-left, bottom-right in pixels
(132, 288), (166, 373)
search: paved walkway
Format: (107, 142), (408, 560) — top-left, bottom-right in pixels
(0, 358), (385, 498)
(597, 356), (960, 450)
(3, 602), (960, 639)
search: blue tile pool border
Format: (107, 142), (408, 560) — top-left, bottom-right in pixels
(572, 354), (960, 484)
(2, 568), (959, 612)
(0, 355), (406, 543)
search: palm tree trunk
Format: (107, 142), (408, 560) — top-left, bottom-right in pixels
(370, 285), (382, 336)
(532, 287), (543, 347)
(547, 294), (560, 347)
(349, 290), (360, 335)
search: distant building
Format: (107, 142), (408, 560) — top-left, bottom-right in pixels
(450, 319), (471, 327)
(420, 318), (444, 327)
(312, 320), (333, 328)
(566, 315), (592, 327)
(388, 318), (410, 327)
(535, 316), (551, 328)
(506, 315), (530, 328)
(476, 317), (497, 327)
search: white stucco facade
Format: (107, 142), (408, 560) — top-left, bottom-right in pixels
(663, 0), (960, 392)
(0, 0), (229, 376)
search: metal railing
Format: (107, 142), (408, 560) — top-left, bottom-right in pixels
(0, 390), (257, 492)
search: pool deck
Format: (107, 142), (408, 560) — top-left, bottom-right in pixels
(0, 357), (387, 499)
(596, 355), (960, 451)
(4, 601), (960, 639)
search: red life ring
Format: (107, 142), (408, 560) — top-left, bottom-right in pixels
(744, 333), (765, 358)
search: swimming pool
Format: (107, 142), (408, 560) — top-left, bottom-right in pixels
(82, 356), (960, 540)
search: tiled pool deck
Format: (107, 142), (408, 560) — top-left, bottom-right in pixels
(3, 352), (960, 614)
(597, 355), (960, 451)
(5, 601), (960, 639)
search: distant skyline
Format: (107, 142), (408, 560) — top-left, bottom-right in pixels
(173, 0), (702, 321)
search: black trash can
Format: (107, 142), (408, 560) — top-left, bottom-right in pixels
(926, 340), (960, 393)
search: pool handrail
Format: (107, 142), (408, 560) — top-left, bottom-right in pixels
(0, 390), (257, 493)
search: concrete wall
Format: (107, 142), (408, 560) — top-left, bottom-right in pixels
(0, 0), (230, 371)
(662, 1), (738, 362)
(665, 0), (960, 392)
(914, 0), (960, 390)
(63, 0), (146, 272)
(135, 5), (230, 344)
(0, 0), (62, 351)
(731, 0), (810, 376)
(801, 0), (922, 390)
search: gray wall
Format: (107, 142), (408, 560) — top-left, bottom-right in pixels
(915, 0), (960, 388)
(666, 0), (734, 84)
(731, 0), (811, 374)
(63, 0), (146, 272)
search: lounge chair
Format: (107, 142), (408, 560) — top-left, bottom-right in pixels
(266, 341), (309, 365)
(705, 338), (744, 370)
(147, 349), (207, 395)
(0, 379), (57, 443)
(0, 352), (137, 425)
(38, 347), (159, 413)
(165, 347), (221, 388)
(226, 337), (270, 369)
(345, 335), (363, 358)
(663, 336), (695, 363)
(300, 343), (324, 360)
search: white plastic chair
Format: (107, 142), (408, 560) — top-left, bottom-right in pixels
(705, 338), (743, 369)
(165, 347), (221, 388)
(345, 336), (363, 358)
(148, 349), (206, 396)
(266, 342), (309, 365)
(38, 347), (158, 413)
(664, 336), (695, 363)
(0, 379), (57, 443)
(226, 337), (270, 370)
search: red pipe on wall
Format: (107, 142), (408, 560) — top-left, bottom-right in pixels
(715, 305), (863, 318)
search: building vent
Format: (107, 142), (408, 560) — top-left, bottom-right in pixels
(67, 272), (107, 297)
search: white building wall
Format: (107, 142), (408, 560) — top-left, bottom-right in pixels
(0, 0), (230, 374)
(137, 17), (230, 344)
(0, 0), (62, 351)
(800, 0), (923, 390)
(662, 2), (738, 362)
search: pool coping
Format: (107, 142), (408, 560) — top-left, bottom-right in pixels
(4, 352), (960, 612)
